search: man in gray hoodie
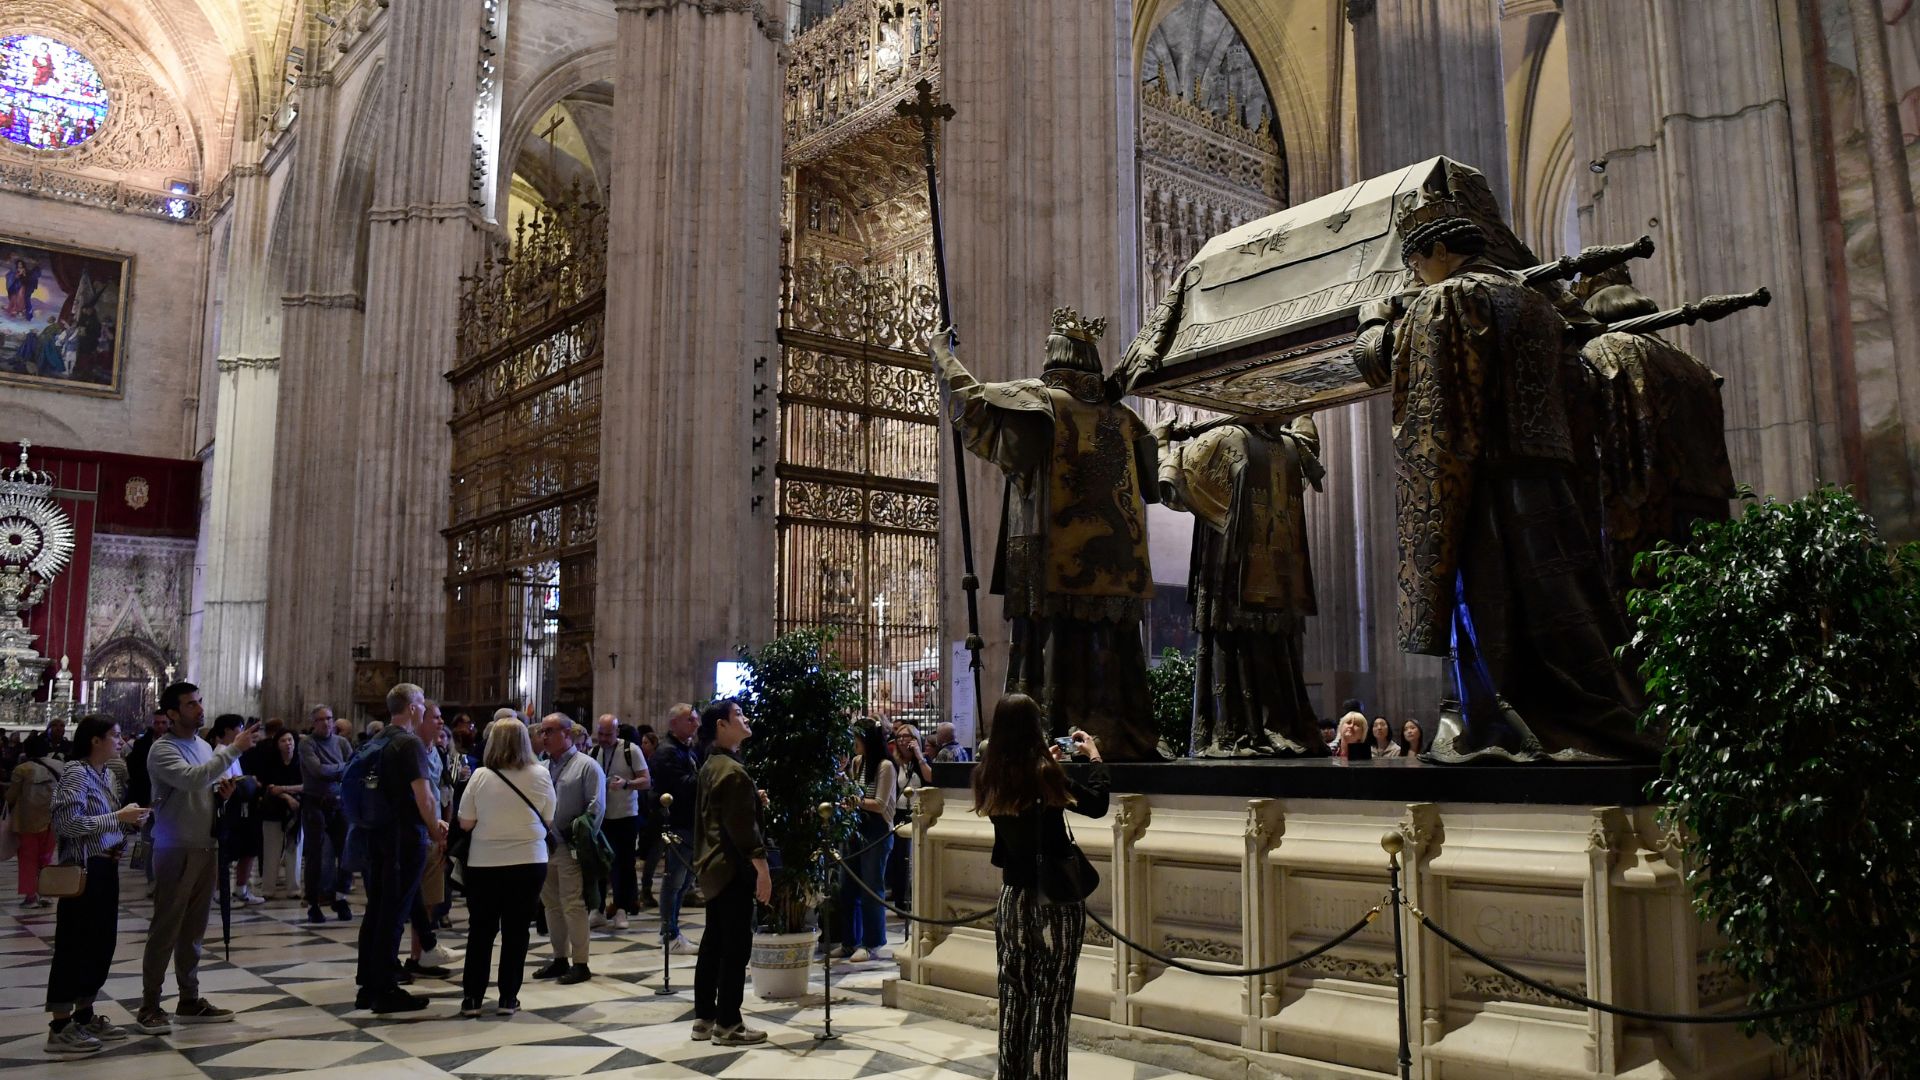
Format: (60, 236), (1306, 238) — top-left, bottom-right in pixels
(299, 704), (354, 924)
(132, 683), (260, 1035)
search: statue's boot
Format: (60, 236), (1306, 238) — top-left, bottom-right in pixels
(1421, 697), (1546, 764)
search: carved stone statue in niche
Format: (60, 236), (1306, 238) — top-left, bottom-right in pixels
(1156, 415), (1327, 757)
(931, 309), (1164, 761)
(1354, 197), (1653, 763)
(1577, 274), (1738, 598)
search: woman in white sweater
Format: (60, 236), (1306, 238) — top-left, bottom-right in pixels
(455, 718), (556, 1018)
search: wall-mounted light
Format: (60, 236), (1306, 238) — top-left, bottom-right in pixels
(1588, 158), (1607, 174)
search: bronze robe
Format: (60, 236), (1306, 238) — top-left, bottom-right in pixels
(1368, 260), (1652, 761)
(1159, 418), (1326, 757)
(938, 349), (1163, 762)
(1583, 330), (1736, 596)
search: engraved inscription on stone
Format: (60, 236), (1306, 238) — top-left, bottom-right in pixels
(1285, 876), (1391, 944)
(1153, 867), (1242, 926)
(1447, 888), (1586, 966)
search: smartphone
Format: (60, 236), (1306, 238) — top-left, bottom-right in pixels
(1055, 736), (1077, 756)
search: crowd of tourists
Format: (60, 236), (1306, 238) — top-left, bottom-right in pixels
(2, 683), (880, 1056)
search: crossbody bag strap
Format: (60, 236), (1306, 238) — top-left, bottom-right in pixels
(487, 768), (548, 829)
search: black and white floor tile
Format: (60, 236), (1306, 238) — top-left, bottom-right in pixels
(0, 862), (1201, 1079)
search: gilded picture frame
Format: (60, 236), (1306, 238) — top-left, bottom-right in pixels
(0, 231), (131, 399)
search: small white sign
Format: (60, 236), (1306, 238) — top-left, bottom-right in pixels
(949, 640), (978, 750)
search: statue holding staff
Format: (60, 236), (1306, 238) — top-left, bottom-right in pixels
(1156, 415), (1328, 757)
(930, 309), (1166, 762)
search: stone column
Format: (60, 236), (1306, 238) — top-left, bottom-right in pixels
(592, 0), (783, 721)
(198, 153), (280, 718)
(263, 52), (361, 721)
(938, 0), (1138, 728)
(1564, 2), (1827, 511)
(1325, 0), (1511, 723)
(351, 0), (484, 681)
(1842, 0), (1920, 534)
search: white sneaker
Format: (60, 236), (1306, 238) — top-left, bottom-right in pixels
(847, 948), (872, 963)
(590, 911), (608, 929)
(868, 946), (894, 961)
(612, 911), (629, 931)
(666, 935), (699, 955)
(240, 889), (268, 907)
(418, 945), (458, 968)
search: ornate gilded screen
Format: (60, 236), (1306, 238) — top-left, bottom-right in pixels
(444, 197), (605, 713)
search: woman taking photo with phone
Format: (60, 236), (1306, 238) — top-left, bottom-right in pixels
(43, 714), (147, 1055)
(973, 694), (1108, 1080)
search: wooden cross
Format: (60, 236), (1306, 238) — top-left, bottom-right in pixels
(893, 78), (953, 163)
(536, 112), (567, 176)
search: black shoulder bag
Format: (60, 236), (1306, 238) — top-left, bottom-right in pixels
(1033, 804), (1098, 904)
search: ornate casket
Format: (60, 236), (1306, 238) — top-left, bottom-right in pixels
(1121, 156), (1525, 418)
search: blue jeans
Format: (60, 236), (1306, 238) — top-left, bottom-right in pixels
(658, 835), (695, 941)
(840, 820), (893, 950)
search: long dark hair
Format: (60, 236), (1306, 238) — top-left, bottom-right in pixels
(71, 714), (116, 759)
(972, 694), (1072, 817)
(855, 720), (887, 786)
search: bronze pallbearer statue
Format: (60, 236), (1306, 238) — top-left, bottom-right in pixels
(1577, 273), (1739, 599)
(932, 310), (1165, 762)
(1156, 416), (1328, 757)
(1356, 195), (1654, 763)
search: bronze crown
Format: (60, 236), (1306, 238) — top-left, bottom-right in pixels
(1050, 307), (1107, 344)
(1394, 196), (1475, 242)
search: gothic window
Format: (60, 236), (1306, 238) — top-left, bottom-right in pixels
(0, 35), (107, 151)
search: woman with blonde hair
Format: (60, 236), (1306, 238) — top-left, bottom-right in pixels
(974, 694), (1107, 1080)
(455, 718), (556, 1018)
(1331, 712), (1371, 761)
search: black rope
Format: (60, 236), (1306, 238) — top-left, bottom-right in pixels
(1413, 907), (1920, 1024)
(1083, 901), (1382, 979)
(828, 849), (996, 926)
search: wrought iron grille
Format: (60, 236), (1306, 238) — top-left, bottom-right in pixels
(444, 193), (605, 713)
(777, 257), (943, 719)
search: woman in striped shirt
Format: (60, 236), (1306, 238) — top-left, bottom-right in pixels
(42, 715), (148, 1056)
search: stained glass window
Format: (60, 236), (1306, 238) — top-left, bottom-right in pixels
(0, 35), (108, 151)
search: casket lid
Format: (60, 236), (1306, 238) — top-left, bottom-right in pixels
(1122, 157), (1522, 418)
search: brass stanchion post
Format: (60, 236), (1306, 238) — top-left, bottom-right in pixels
(1382, 832), (1411, 1080)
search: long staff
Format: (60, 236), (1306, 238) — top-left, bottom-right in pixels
(896, 79), (984, 731)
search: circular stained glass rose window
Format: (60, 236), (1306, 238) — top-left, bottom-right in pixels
(0, 34), (108, 151)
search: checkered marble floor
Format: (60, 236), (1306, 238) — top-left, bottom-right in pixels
(0, 861), (1203, 1079)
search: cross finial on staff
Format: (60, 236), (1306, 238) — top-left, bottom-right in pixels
(536, 112), (567, 177)
(894, 78), (953, 157)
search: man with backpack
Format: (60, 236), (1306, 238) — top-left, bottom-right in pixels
(649, 703), (702, 954)
(346, 683), (446, 1014)
(533, 713), (605, 984)
(588, 714), (650, 931)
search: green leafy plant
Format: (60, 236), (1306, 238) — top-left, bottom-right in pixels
(1148, 647), (1196, 757)
(735, 628), (860, 934)
(1630, 485), (1920, 1077)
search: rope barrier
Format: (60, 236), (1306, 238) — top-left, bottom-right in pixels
(1409, 903), (1920, 1024)
(828, 849), (996, 926)
(1082, 901), (1383, 979)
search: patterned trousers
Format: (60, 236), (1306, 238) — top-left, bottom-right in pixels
(995, 885), (1084, 1080)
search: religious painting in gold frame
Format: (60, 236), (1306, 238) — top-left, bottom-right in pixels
(0, 231), (130, 399)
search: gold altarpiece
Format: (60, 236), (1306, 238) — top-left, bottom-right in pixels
(444, 195), (606, 713)
(778, 0), (945, 722)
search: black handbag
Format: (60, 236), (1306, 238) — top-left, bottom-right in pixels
(1034, 809), (1098, 904)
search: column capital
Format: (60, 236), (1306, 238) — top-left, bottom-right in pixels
(615, 0), (784, 42)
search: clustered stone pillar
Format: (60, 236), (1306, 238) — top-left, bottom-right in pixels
(198, 150), (281, 719)
(1321, 0), (1512, 723)
(1564, 2), (1829, 514)
(592, 0), (783, 722)
(264, 48), (360, 722)
(937, 0), (1138, 731)
(349, 0), (484, 683)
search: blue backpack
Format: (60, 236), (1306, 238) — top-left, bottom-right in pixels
(340, 731), (396, 830)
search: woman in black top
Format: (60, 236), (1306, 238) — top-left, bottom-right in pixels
(975, 694), (1106, 1080)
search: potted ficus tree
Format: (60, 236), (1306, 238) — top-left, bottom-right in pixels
(1632, 486), (1920, 1077)
(734, 628), (860, 999)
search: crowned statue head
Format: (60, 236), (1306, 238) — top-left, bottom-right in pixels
(1395, 196), (1489, 286)
(1044, 307), (1108, 375)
